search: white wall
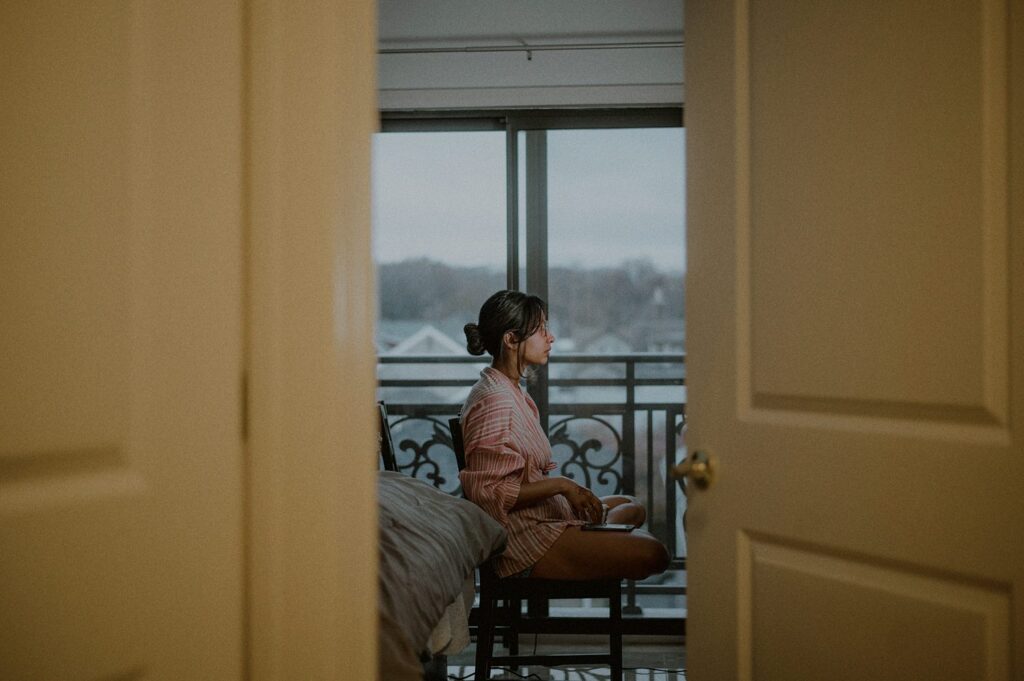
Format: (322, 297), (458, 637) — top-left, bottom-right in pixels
(377, 0), (684, 110)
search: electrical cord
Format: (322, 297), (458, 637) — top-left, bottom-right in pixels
(446, 632), (684, 679)
(447, 669), (544, 680)
(448, 666), (687, 680)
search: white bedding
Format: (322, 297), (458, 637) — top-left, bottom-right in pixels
(427, 577), (476, 655)
(377, 471), (506, 680)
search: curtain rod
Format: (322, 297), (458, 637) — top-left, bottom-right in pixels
(379, 40), (683, 56)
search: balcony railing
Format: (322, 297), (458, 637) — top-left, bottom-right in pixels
(378, 352), (688, 617)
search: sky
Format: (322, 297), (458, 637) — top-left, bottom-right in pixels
(371, 127), (686, 272)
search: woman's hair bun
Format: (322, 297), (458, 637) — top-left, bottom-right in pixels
(464, 323), (486, 356)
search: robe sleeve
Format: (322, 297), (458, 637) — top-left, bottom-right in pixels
(457, 392), (525, 526)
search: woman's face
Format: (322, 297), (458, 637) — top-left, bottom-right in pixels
(519, 316), (554, 367)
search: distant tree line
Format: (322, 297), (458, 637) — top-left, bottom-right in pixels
(378, 258), (684, 346)
(377, 258), (504, 321)
(548, 260), (685, 344)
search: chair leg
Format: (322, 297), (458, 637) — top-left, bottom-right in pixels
(509, 597), (520, 655)
(474, 589), (495, 681)
(610, 585), (623, 681)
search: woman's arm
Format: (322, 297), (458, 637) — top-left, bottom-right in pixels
(512, 477), (604, 523)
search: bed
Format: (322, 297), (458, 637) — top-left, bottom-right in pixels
(378, 470), (507, 681)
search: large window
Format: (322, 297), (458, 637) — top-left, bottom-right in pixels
(373, 109), (689, 567)
(373, 109), (685, 371)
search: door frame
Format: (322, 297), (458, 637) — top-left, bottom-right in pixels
(246, 1), (379, 678)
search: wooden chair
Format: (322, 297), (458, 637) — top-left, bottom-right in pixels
(448, 417), (624, 681)
(378, 401), (398, 472)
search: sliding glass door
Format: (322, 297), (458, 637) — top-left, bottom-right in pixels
(373, 108), (690, 569)
(373, 109), (685, 364)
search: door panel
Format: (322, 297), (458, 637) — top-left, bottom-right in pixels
(1, 3), (244, 679)
(744, 0), (1007, 426)
(742, 536), (1010, 681)
(686, 1), (1022, 679)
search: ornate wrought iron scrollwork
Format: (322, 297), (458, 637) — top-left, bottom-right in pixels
(391, 416), (462, 495)
(548, 415), (623, 495)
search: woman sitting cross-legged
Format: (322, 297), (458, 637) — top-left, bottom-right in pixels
(458, 289), (670, 581)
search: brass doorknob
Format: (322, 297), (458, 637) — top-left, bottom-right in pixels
(670, 450), (715, 490)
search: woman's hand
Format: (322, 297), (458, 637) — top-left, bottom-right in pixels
(562, 480), (604, 523)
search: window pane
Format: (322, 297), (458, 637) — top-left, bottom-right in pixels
(543, 128), (687, 562)
(546, 128), (686, 355)
(372, 131), (506, 404)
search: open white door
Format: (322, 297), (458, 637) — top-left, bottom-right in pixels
(684, 1), (1022, 679)
(1, 3), (245, 678)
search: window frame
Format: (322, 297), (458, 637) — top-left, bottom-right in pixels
(379, 107), (684, 296)
(377, 108), (685, 423)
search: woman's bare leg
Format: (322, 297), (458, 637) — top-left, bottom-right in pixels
(530, 525), (669, 581)
(600, 495), (646, 526)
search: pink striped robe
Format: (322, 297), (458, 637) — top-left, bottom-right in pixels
(459, 367), (583, 577)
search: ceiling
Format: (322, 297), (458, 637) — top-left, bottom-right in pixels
(378, 1), (683, 48)
(376, 1), (685, 110)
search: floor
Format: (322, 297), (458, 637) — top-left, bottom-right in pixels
(442, 635), (687, 680)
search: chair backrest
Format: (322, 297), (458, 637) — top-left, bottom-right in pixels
(448, 416), (467, 471)
(378, 401), (398, 472)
